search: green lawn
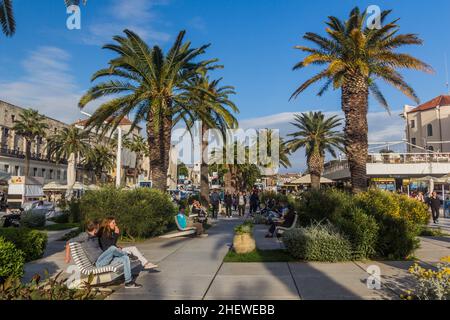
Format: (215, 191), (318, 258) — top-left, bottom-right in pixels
(224, 249), (297, 263)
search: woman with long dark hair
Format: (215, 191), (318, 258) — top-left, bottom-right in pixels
(98, 217), (158, 270)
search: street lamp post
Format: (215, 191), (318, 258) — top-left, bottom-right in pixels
(80, 111), (122, 188)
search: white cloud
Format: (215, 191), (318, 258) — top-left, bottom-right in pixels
(240, 110), (407, 172)
(81, 0), (171, 46)
(0, 46), (98, 124)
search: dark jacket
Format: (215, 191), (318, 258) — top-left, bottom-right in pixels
(428, 196), (441, 209)
(250, 193), (259, 205)
(210, 192), (220, 205)
(99, 232), (119, 251)
(224, 194), (233, 206)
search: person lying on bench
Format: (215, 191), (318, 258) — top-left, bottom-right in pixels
(265, 205), (295, 238)
(98, 217), (158, 270)
(177, 206), (207, 237)
(65, 220), (142, 289)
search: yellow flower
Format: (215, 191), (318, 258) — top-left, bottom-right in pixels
(440, 256), (450, 263)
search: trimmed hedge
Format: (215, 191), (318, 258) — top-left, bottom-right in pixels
(80, 187), (176, 239)
(0, 228), (48, 262)
(283, 223), (352, 262)
(0, 237), (25, 282)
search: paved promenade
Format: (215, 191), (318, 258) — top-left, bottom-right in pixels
(23, 217), (450, 300)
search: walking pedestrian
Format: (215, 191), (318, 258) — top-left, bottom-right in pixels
(210, 189), (220, 219)
(428, 191), (441, 224)
(224, 191), (233, 218)
(238, 192), (246, 217)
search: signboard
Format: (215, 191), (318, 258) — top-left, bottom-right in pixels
(10, 176), (25, 184)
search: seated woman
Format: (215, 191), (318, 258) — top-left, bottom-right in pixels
(265, 205), (295, 238)
(177, 206), (207, 237)
(98, 217), (158, 270)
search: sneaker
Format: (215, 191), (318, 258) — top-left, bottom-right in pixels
(144, 263), (158, 270)
(125, 281), (143, 289)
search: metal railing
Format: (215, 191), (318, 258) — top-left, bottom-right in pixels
(0, 147), (68, 164)
(324, 153), (450, 175)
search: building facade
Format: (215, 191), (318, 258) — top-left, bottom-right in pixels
(0, 100), (70, 184)
(403, 95), (450, 153)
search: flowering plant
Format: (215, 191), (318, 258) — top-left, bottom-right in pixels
(402, 256), (450, 300)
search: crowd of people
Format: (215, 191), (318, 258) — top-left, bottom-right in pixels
(410, 191), (448, 224)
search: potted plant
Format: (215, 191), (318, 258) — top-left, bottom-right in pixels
(233, 221), (256, 254)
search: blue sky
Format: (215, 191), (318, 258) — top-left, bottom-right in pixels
(1, 0), (450, 171)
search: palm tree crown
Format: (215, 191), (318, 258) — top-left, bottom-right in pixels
(0, 0), (15, 37)
(79, 29), (218, 191)
(286, 112), (343, 189)
(291, 7), (432, 192)
(291, 7), (432, 107)
(47, 126), (91, 162)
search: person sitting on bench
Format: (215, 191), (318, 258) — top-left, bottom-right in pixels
(98, 217), (158, 270)
(65, 220), (142, 289)
(265, 205), (295, 238)
(177, 206), (206, 237)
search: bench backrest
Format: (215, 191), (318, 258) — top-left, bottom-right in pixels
(175, 215), (188, 231)
(69, 242), (95, 271)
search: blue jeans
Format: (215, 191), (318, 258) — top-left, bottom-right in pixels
(95, 246), (132, 283)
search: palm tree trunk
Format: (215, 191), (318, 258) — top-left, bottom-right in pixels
(24, 139), (31, 176)
(342, 75), (369, 194)
(308, 152), (324, 190)
(149, 112), (172, 192)
(200, 123), (209, 205)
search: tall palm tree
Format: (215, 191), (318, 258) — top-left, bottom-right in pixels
(47, 126), (91, 196)
(286, 112), (344, 190)
(185, 76), (238, 205)
(84, 144), (115, 183)
(291, 7), (432, 193)
(79, 29), (217, 192)
(0, 0), (15, 37)
(13, 109), (49, 177)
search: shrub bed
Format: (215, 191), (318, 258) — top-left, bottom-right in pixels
(80, 187), (176, 239)
(0, 228), (48, 262)
(0, 237), (25, 282)
(283, 223), (353, 262)
(295, 189), (429, 260)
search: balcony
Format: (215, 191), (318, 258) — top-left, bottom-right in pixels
(0, 146), (67, 165)
(324, 153), (450, 180)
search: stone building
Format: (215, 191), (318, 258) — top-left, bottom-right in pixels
(403, 95), (450, 153)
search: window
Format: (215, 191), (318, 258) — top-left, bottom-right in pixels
(42, 169), (46, 178)
(427, 124), (433, 137)
(49, 170), (53, 179)
(63, 170), (67, 180)
(428, 146), (434, 152)
(14, 166), (19, 175)
(411, 138), (417, 147)
(410, 120), (415, 128)
(4, 165), (9, 173)
(33, 168), (37, 177)
(57, 170), (61, 180)
(11, 115), (15, 123)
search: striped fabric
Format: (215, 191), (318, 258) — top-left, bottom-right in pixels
(69, 242), (123, 276)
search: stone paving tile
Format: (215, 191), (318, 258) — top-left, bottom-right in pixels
(218, 262), (291, 276)
(205, 275), (300, 300)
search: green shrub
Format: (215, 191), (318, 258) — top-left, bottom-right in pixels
(80, 187), (176, 239)
(20, 210), (46, 229)
(0, 273), (106, 300)
(334, 208), (379, 260)
(68, 200), (82, 223)
(0, 228), (48, 262)
(0, 237), (25, 282)
(252, 214), (267, 225)
(283, 223), (353, 262)
(51, 213), (70, 224)
(356, 189), (424, 259)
